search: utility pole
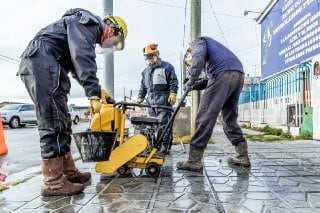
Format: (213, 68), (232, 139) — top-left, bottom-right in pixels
(190, 0), (201, 134)
(180, 52), (185, 98)
(103, 0), (114, 97)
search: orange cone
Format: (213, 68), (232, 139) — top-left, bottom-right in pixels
(0, 113), (8, 155)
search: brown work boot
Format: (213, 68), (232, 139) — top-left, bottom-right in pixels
(41, 156), (84, 196)
(63, 152), (91, 183)
(228, 141), (251, 167)
(176, 145), (204, 171)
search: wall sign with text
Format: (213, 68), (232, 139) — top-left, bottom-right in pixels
(261, 0), (320, 78)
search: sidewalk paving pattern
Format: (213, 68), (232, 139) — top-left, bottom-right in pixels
(1, 127), (320, 212)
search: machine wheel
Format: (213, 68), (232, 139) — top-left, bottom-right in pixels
(145, 163), (161, 177)
(117, 165), (129, 176)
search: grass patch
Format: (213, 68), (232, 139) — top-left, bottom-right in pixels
(0, 174), (36, 192)
(173, 135), (191, 144)
(246, 134), (282, 142)
(173, 134), (214, 144)
(11, 176), (33, 186)
(0, 185), (9, 192)
(243, 125), (312, 142)
(293, 132), (312, 140)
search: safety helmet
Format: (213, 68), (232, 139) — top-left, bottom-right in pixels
(104, 16), (128, 39)
(101, 15), (128, 51)
(143, 44), (159, 55)
(143, 44), (160, 68)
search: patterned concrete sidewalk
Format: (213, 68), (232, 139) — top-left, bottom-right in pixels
(1, 127), (320, 212)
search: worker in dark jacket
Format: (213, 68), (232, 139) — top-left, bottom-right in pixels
(177, 36), (250, 171)
(137, 44), (179, 154)
(16, 8), (128, 196)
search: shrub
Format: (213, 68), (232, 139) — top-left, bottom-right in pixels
(280, 131), (293, 139)
(294, 132), (312, 140)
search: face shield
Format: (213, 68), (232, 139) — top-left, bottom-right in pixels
(100, 25), (125, 51)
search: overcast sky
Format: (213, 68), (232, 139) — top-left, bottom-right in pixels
(0, 0), (270, 105)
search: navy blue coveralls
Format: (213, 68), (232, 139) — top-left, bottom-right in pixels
(188, 36), (246, 149)
(138, 60), (179, 150)
(16, 8), (103, 159)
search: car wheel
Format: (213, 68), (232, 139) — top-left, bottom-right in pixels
(9, 117), (20, 129)
(73, 116), (79, 125)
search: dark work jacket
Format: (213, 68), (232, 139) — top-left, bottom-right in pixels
(138, 60), (178, 106)
(188, 36), (244, 80)
(17, 8), (104, 98)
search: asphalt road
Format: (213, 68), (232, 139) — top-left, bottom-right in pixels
(0, 122), (90, 176)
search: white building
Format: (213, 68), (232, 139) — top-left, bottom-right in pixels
(238, 0), (320, 139)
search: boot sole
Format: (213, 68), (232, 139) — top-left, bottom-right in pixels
(176, 165), (203, 171)
(228, 161), (251, 167)
(41, 189), (83, 196)
(177, 168), (203, 172)
(67, 175), (91, 184)
(41, 185), (84, 196)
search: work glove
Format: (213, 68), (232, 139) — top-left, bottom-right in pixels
(184, 77), (196, 92)
(193, 78), (208, 90)
(101, 89), (111, 104)
(89, 97), (101, 113)
(168, 93), (177, 105)
(137, 97), (144, 104)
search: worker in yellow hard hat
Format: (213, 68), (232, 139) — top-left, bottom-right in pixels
(137, 43), (179, 155)
(17, 8), (127, 197)
(101, 15), (128, 50)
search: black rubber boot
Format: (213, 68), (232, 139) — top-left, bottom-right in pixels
(228, 141), (251, 167)
(176, 145), (204, 171)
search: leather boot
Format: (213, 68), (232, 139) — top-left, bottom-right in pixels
(63, 152), (91, 183)
(41, 156), (84, 196)
(228, 141), (251, 167)
(176, 145), (204, 171)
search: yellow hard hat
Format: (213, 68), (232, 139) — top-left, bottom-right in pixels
(143, 44), (159, 55)
(103, 15), (128, 39)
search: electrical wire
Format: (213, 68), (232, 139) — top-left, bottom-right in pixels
(133, 0), (246, 19)
(0, 53), (20, 65)
(208, 0), (229, 47)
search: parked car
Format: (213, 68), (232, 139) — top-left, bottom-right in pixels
(68, 106), (80, 125)
(0, 103), (37, 128)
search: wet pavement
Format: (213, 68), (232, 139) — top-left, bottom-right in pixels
(1, 126), (320, 212)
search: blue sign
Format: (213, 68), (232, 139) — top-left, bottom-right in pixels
(261, 0), (320, 78)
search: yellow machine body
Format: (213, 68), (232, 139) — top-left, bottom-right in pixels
(95, 134), (148, 173)
(90, 104), (121, 133)
(90, 103), (165, 176)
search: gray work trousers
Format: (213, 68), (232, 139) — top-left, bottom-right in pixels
(190, 70), (245, 149)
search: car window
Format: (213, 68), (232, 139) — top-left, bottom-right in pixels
(1, 104), (21, 110)
(20, 105), (27, 111)
(24, 105), (35, 111)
